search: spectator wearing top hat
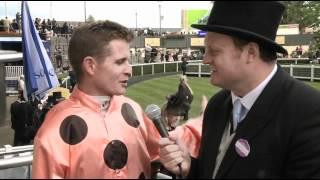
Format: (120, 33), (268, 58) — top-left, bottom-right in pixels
(52, 91), (65, 105)
(159, 1), (320, 178)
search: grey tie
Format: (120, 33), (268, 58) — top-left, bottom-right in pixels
(232, 99), (246, 131)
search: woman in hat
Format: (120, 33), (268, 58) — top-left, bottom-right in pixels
(159, 1), (320, 178)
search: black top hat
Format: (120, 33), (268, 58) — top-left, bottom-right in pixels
(52, 91), (65, 105)
(191, 1), (287, 55)
(53, 91), (62, 99)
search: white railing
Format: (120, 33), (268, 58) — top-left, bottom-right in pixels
(277, 57), (310, 64)
(0, 145), (33, 179)
(4, 58), (320, 94)
(282, 64), (320, 82)
(5, 66), (24, 80)
(131, 60), (184, 76)
(4, 58), (317, 79)
(186, 62), (320, 81)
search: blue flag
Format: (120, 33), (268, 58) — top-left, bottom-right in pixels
(21, 1), (59, 101)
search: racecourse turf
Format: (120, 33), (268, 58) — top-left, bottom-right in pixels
(126, 75), (320, 119)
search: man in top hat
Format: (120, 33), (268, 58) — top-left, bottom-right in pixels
(159, 1), (320, 178)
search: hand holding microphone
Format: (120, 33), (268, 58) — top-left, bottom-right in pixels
(145, 104), (191, 178)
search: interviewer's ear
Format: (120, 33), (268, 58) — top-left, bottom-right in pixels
(82, 56), (97, 76)
(245, 42), (259, 63)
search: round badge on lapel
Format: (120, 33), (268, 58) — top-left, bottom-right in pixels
(235, 138), (250, 158)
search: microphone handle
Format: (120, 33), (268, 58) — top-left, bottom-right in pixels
(153, 118), (169, 137)
(153, 117), (183, 178)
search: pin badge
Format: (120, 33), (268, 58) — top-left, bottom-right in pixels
(235, 138), (250, 157)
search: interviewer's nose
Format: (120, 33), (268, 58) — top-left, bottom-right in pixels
(202, 53), (210, 64)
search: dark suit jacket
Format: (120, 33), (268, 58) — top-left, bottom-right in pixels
(188, 65), (320, 178)
(10, 100), (35, 145)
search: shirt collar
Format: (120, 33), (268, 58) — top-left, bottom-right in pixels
(231, 64), (277, 110)
(91, 96), (111, 111)
(70, 86), (112, 112)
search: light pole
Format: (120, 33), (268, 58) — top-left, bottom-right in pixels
(5, 1), (7, 17)
(135, 11), (138, 31)
(135, 11), (138, 63)
(50, 1), (53, 29)
(159, 3), (162, 36)
(84, 1), (87, 23)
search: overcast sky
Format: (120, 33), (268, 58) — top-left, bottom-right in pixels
(0, 1), (212, 28)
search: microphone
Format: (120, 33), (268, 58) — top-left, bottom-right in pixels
(145, 104), (183, 179)
(145, 104), (169, 137)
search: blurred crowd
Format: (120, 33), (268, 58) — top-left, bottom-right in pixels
(130, 45), (204, 64)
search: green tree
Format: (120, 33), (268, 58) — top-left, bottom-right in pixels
(281, 1), (320, 50)
(281, 1), (320, 33)
(86, 15), (95, 23)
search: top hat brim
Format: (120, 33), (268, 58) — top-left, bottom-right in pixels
(191, 24), (288, 55)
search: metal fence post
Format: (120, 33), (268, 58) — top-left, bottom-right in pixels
(176, 62), (178, 72)
(311, 64), (314, 82)
(141, 65), (143, 76)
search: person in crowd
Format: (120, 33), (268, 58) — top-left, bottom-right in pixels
(16, 12), (21, 31)
(159, 1), (320, 178)
(68, 67), (77, 92)
(296, 45), (303, 57)
(165, 51), (169, 62)
(315, 48), (320, 59)
(32, 20), (201, 178)
(144, 44), (152, 63)
(10, 91), (36, 146)
(55, 48), (63, 68)
(18, 75), (28, 101)
(150, 47), (157, 63)
(181, 56), (189, 75)
(3, 16), (11, 33)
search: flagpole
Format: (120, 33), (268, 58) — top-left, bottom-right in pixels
(159, 2), (161, 35)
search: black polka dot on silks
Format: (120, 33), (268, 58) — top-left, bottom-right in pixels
(103, 140), (128, 170)
(121, 103), (140, 128)
(59, 115), (88, 145)
(138, 172), (145, 179)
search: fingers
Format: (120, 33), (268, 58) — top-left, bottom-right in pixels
(159, 137), (175, 148)
(159, 136), (191, 176)
(160, 146), (184, 165)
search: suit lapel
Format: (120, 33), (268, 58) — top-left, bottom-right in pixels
(216, 65), (288, 177)
(202, 91), (233, 177)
